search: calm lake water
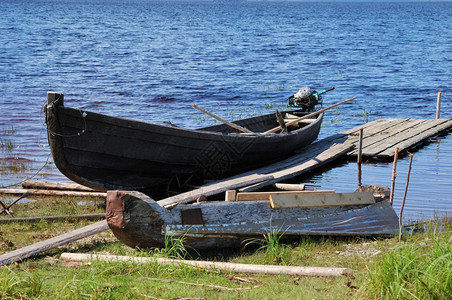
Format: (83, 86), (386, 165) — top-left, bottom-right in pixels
(1, 0), (451, 222)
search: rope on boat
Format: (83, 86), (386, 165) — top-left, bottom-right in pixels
(43, 97), (88, 138)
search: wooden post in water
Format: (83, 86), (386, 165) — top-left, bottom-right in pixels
(436, 91), (442, 119)
(357, 128), (363, 164)
(399, 153), (414, 240)
(389, 146), (399, 206)
(357, 128), (363, 187)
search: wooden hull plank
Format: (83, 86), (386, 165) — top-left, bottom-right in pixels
(158, 174), (274, 208)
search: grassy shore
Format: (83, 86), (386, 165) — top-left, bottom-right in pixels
(0, 196), (450, 299)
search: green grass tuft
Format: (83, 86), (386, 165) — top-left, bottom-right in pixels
(362, 222), (451, 299)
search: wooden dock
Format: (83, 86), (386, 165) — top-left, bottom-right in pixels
(342, 118), (452, 159)
(160, 118), (452, 207)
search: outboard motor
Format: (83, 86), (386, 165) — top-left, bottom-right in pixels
(287, 86), (335, 112)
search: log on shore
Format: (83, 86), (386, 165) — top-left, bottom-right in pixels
(0, 214), (105, 224)
(0, 220), (109, 266)
(0, 188), (106, 198)
(22, 180), (97, 192)
(60, 253), (352, 277)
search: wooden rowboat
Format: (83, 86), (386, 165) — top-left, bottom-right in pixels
(44, 92), (323, 198)
(106, 187), (399, 250)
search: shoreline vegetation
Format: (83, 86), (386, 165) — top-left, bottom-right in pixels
(0, 195), (450, 299)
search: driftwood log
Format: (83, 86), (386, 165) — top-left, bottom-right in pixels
(60, 253), (352, 277)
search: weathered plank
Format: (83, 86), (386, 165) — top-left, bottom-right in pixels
(0, 220), (108, 266)
(343, 118), (452, 159)
(225, 190), (237, 201)
(236, 190), (335, 201)
(356, 119), (426, 156)
(270, 143), (354, 183)
(344, 119), (417, 156)
(239, 139), (354, 193)
(158, 174), (274, 208)
(377, 119), (452, 157)
(0, 188), (106, 198)
(60, 253), (352, 277)
(22, 180), (97, 192)
(0, 214), (105, 224)
(341, 118), (404, 135)
(269, 192), (375, 208)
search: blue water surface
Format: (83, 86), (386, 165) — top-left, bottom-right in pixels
(0, 0), (451, 222)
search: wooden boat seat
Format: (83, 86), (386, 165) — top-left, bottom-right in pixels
(284, 118), (316, 124)
(283, 113), (317, 127)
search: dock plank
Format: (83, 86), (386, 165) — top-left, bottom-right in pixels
(341, 119), (409, 152)
(356, 119), (426, 156)
(159, 174), (274, 208)
(377, 119), (452, 157)
(344, 119), (452, 158)
(239, 141), (354, 192)
(341, 119), (404, 135)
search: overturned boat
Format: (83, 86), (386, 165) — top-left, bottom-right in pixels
(44, 92), (324, 198)
(106, 187), (399, 250)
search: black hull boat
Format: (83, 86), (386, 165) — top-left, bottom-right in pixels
(44, 92), (323, 198)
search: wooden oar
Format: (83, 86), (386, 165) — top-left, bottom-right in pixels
(192, 103), (253, 133)
(264, 96), (357, 134)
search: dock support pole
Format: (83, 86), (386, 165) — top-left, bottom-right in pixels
(389, 146), (399, 206)
(399, 153), (414, 241)
(357, 128), (363, 187)
(357, 128), (363, 165)
(436, 91), (442, 119)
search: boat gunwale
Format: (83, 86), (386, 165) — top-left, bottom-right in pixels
(57, 104), (324, 139)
